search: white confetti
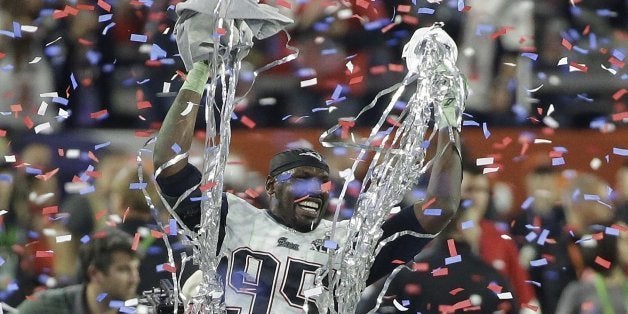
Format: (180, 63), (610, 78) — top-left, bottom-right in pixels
(300, 78), (318, 87)
(557, 57), (568, 65)
(534, 139), (552, 144)
(34, 122), (51, 134)
(37, 101), (48, 116)
(29, 57), (42, 64)
(476, 157), (494, 166)
(56, 234), (72, 243)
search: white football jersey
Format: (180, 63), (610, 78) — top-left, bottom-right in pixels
(220, 193), (348, 314)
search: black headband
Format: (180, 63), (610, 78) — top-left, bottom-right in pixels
(269, 148), (329, 177)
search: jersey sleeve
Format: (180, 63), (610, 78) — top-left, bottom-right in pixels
(367, 205), (433, 285)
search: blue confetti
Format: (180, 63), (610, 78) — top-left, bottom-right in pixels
(80, 235), (91, 244)
(80, 185), (96, 195)
(530, 258), (548, 267)
(86, 50), (102, 65)
(525, 231), (537, 243)
(463, 120), (480, 127)
(323, 240), (338, 250)
(612, 49), (625, 61)
(150, 43), (167, 60)
(0, 174), (13, 182)
(169, 219), (177, 235)
(536, 229), (549, 245)
(171, 143), (181, 154)
(583, 194), (600, 201)
(461, 220), (474, 230)
(364, 19), (389, 31)
(552, 157), (565, 166)
(25, 167), (42, 175)
(70, 73), (78, 89)
(97, 293), (108, 302)
(613, 147), (628, 156)
(476, 24), (494, 36)
(13, 22), (21, 38)
(521, 196), (534, 210)
(331, 85), (343, 100)
(417, 8), (435, 14)
(102, 22), (116, 36)
(605, 227), (619, 236)
(525, 280), (542, 287)
(95, 141), (111, 150)
(53, 97), (69, 106)
(596, 9), (615, 17)
(572, 46), (589, 54)
(482, 122), (491, 139)
(423, 208), (442, 216)
(130, 34), (147, 42)
(521, 52), (538, 60)
(321, 48), (337, 55)
(0, 256), (4, 266)
(119, 306), (136, 314)
(109, 300), (124, 308)
(98, 14), (113, 22)
(445, 255), (461, 265)
(0, 30), (15, 38)
(589, 33), (598, 50)
(457, 0), (465, 11)
(129, 182), (148, 190)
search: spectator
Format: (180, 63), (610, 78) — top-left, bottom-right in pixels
(356, 205), (519, 314)
(458, 165), (539, 309)
(556, 222), (627, 314)
(17, 227), (141, 314)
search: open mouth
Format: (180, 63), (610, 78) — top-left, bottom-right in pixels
(295, 198), (322, 218)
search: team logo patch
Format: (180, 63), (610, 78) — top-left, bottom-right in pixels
(277, 237), (300, 250)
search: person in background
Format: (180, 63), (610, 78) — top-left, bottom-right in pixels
(457, 164), (539, 310)
(356, 204), (520, 314)
(555, 222), (627, 314)
(17, 227), (141, 314)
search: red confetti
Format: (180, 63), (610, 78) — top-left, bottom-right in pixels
(137, 101), (152, 109)
(95, 209), (108, 220)
(422, 197), (436, 210)
(240, 115), (256, 129)
(151, 230), (163, 238)
(122, 207), (130, 223)
(23, 117), (34, 129)
(381, 22), (397, 34)
(0, 129), (6, 137)
(490, 27), (510, 40)
(523, 303), (539, 311)
(451, 299), (472, 310)
(276, 0), (292, 9)
(370, 65), (387, 75)
(447, 239), (458, 257)
(36, 250), (54, 258)
(36, 168), (59, 181)
(404, 283), (421, 295)
(449, 287), (464, 295)
(90, 109), (108, 119)
(356, 0), (370, 9)
(76, 4), (95, 10)
(561, 38), (573, 50)
(134, 130), (153, 137)
(388, 64), (404, 72)
(582, 25), (590, 35)
(131, 232), (140, 251)
(432, 268), (448, 276)
(594, 256), (611, 269)
(52, 10), (69, 19)
(612, 88), (627, 101)
(97, 0), (111, 12)
(397, 5), (411, 12)
(87, 151), (99, 163)
(487, 282), (503, 293)
(245, 188), (259, 198)
(608, 57), (624, 68)
(85, 170), (101, 178)
(64, 5), (79, 16)
(163, 263), (176, 273)
(215, 28), (226, 35)
(412, 262), (429, 272)
(0, 52), (5, 59)
(199, 181), (217, 192)
(42, 206), (59, 215)
(569, 62), (588, 72)
(391, 259), (406, 264)
(349, 76), (364, 85)
(401, 15), (419, 25)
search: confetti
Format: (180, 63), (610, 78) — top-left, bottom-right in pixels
(131, 232), (140, 251)
(130, 34), (147, 42)
(240, 115), (256, 128)
(56, 235), (72, 243)
(613, 148), (628, 156)
(530, 258), (548, 267)
(594, 256), (611, 269)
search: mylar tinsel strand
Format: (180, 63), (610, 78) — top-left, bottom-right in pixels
(138, 0), (295, 312)
(315, 23), (466, 314)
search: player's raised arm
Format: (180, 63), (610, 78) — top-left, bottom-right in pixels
(414, 126), (462, 234)
(153, 61), (209, 178)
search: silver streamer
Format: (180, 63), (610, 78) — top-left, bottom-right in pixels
(315, 23), (466, 313)
(138, 1), (295, 313)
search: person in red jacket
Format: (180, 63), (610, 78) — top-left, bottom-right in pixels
(460, 165), (539, 311)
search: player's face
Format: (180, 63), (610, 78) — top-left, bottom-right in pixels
(95, 251), (140, 301)
(268, 166), (330, 232)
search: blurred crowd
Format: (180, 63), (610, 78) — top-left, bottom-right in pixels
(1, 0), (627, 313)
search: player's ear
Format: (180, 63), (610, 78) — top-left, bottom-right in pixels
(265, 176), (275, 195)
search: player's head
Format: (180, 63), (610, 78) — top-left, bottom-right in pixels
(265, 148), (330, 232)
(78, 227), (141, 301)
